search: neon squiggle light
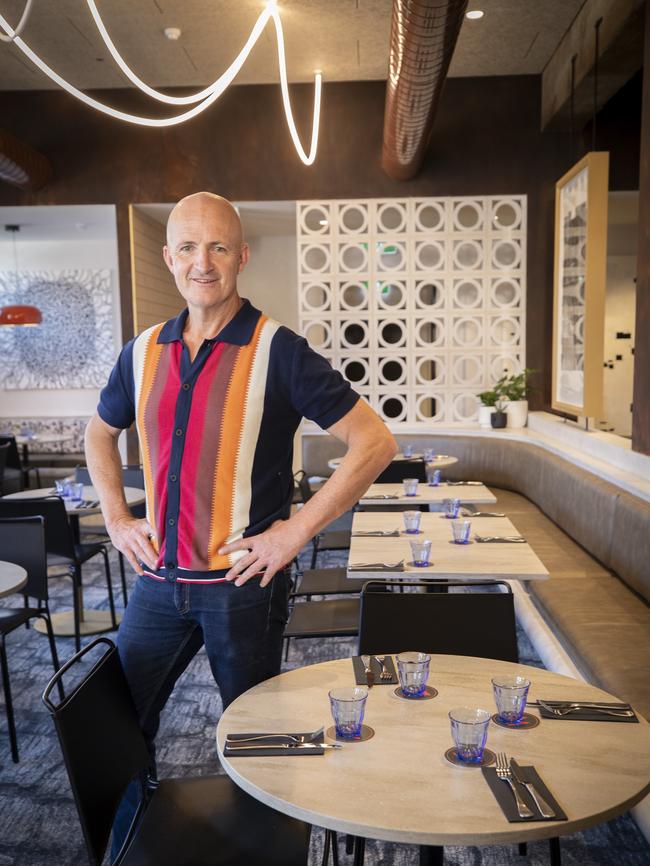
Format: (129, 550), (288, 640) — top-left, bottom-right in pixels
(0, 0), (321, 165)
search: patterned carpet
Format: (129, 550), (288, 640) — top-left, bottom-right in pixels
(0, 539), (648, 866)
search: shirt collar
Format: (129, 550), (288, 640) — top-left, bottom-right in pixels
(157, 299), (261, 347)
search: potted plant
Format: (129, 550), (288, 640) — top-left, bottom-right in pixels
(497, 368), (536, 428)
(490, 397), (508, 429)
(476, 389), (499, 428)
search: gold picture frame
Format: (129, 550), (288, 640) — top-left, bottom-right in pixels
(552, 151), (609, 418)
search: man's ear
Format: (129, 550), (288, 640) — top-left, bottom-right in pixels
(238, 243), (250, 274)
(163, 245), (174, 275)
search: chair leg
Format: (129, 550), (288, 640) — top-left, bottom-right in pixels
(331, 831), (339, 866)
(419, 845), (443, 866)
(518, 842), (527, 855)
(311, 537), (320, 570)
(352, 836), (365, 866)
(100, 547), (117, 629)
(0, 634), (19, 763)
(284, 636), (291, 662)
(549, 837), (561, 866)
(321, 829), (331, 866)
(118, 551), (128, 607)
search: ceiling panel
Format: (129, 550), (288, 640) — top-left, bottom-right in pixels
(0, 1), (585, 91)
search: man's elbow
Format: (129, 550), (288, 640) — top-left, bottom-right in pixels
(378, 428), (398, 467)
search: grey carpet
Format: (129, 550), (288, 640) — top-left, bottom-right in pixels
(0, 540), (648, 866)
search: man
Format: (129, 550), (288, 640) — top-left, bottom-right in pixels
(85, 191), (396, 853)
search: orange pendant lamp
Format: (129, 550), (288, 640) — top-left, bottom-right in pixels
(1, 224), (42, 326)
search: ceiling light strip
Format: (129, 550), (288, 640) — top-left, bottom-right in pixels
(0, 1), (321, 165)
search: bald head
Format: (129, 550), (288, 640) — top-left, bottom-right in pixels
(166, 192), (243, 248)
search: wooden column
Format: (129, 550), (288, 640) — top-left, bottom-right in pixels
(631, 0), (650, 454)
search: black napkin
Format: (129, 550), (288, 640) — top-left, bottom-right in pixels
(482, 765), (567, 822)
(352, 654), (398, 685)
(223, 730), (325, 757)
(536, 701), (638, 723)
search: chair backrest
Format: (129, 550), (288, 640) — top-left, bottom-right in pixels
(0, 436), (22, 471)
(74, 466), (92, 485)
(42, 638), (151, 866)
(293, 470), (313, 504)
(375, 459), (427, 483)
(0, 497), (75, 560)
(358, 580), (519, 662)
(0, 516), (49, 602)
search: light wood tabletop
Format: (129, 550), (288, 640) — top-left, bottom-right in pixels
(216, 655), (650, 848)
(360, 482), (497, 506)
(0, 560), (28, 598)
(4, 485), (145, 515)
(347, 511), (549, 581)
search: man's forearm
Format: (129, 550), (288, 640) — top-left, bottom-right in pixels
(288, 425), (396, 545)
(84, 414), (132, 527)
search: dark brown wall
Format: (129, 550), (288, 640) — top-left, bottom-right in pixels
(1, 73), (642, 423)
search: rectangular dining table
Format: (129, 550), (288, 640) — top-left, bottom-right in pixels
(347, 511), (549, 581)
(359, 482), (497, 506)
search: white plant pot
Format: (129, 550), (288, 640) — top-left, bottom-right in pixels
(503, 400), (528, 428)
(478, 405), (496, 428)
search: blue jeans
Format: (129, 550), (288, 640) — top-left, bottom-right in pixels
(110, 568), (290, 861)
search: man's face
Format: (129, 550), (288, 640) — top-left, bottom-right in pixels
(163, 198), (249, 313)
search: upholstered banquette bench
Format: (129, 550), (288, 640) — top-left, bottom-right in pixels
(301, 431), (650, 722)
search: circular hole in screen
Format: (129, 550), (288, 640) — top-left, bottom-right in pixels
(381, 359), (405, 383)
(304, 322), (329, 348)
(342, 283), (367, 308)
(378, 282), (403, 307)
(380, 321), (405, 345)
(418, 320), (439, 345)
(303, 206), (328, 232)
(342, 322), (367, 346)
(417, 204), (443, 230)
(343, 360), (367, 383)
(494, 241), (518, 267)
(455, 281), (480, 307)
(417, 396), (438, 419)
(493, 202), (517, 228)
(304, 284), (328, 309)
(493, 280), (517, 306)
(378, 244), (404, 270)
(304, 246), (328, 271)
(417, 282), (441, 307)
(341, 245), (366, 270)
(455, 242), (480, 268)
(341, 205), (366, 232)
(417, 358), (438, 383)
(379, 205), (404, 232)
(455, 394), (477, 419)
(382, 397), (405, 420)
(418, 243), (442, 269)
(456, 203), (481, 230)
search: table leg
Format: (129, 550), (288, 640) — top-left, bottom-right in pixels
(549, 837), (562, 866)
(419, 845), (443, 866)
(352, 836), (365, 866)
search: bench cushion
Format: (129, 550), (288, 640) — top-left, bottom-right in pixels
(530, 575), (650, 720)
(610, 492), (650, 604)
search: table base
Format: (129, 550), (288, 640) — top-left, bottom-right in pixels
(34, 610), (121, 638)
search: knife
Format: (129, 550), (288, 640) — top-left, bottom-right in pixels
(361, 654), (375, 688)
(225, 742), (342, 751)
(462, 511), (506, 518)
(509, 758), (556, 819)
(529, 700), (632, 710)
(351, 530), (400, 537)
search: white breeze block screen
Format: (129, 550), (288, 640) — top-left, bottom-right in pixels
(297, 197), (526, 425)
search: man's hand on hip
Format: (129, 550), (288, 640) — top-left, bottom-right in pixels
(107, 516), (158, 576)
(219, 521), (304, 587)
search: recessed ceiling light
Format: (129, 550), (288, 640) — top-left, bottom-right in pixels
(164, 27), (182, 40)
(466, 10), (484, 20)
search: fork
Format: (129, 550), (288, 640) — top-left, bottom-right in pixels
(374, 655), (392, 680)
(225, 725), (324, 745)
(537, 699), (634, 718)
(495, 753), (534, 818)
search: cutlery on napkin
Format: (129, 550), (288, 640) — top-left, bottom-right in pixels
(226, 742), (341, 751)
(510, 758), (556, 818)
(462, 511), (506, 518)
(368, 494), (400, 500)
(445, 481), (483, 486)
(351, 530), (400, 537)
(348, 560), (405, 572)
(475, 535), (526, 544)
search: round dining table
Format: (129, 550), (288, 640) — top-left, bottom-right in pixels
(217, 656), (650, 862)
(0, 560), (28, 598)
(328, 453), (459, 471)
(3, 485), (145, 637)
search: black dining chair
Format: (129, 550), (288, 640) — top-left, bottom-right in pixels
(0, 442), (10, 496)
(0, 516), (62, 763)
(0, 497), (116, 652)
(358, 579), (518, 661)
(375, 458), (428, 484)
(0, 435), (38, 492)
(75, 464), (145, 606)
(42, 637), (311, 866)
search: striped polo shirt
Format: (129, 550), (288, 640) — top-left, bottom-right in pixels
(97, 299), (359, 583)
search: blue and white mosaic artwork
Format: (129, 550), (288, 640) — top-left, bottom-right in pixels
(0, 269), (115, 389)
